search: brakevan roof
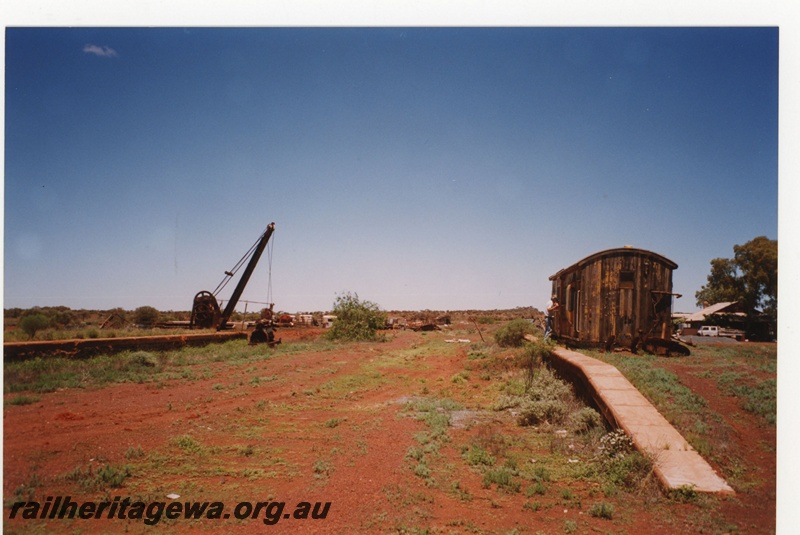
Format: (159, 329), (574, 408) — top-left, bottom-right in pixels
(549, 247), (678, 280)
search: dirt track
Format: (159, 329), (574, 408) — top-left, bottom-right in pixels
(3, 328), (776, 533)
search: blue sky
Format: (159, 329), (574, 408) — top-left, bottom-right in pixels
(2, 26), (781, 314)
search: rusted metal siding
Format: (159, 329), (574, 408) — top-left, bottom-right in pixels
(549, 248), (678, 350)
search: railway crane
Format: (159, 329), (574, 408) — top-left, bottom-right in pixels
(190, 222), (275, 331)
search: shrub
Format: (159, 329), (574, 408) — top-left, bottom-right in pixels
(494, 366), (574, 426)
(589, 501), (614, 520)
(494, 319), (535, 347)
(482, 467), (520, 493)
(602, 451), (653, 490)
(569, 407), (604, 434)
(18, 314), (50, 340)
(463, 445), (496, 467)
(133, 306), (160, 326)
(325, 292), (386, 342)
(125, 351), (159, 368)
(518, 399), (569, 426)
(65, 464), (131, 491)
(669, 484), (699, 503)
(595, 430), (653, 491)
(597, 429), (634, 461)
(6, 395), (41, 406)
(527, 481), (547, 496)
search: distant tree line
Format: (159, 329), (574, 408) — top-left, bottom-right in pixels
(4, 306), (179, 340)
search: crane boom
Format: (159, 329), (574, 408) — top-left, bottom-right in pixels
(217, 222), (275, 330)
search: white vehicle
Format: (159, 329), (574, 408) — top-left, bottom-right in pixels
(697, 326), (720, 337)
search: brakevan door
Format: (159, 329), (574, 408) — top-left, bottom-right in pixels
(618, 270), (635, 343)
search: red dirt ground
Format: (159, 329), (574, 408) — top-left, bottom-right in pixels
(3, 329), (776, 533)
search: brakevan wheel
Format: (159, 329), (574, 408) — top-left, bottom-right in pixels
(191, 291), (220, 329)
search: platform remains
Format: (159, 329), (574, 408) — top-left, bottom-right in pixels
(551, 347), (734, 494)
(4, 331), (247, 362)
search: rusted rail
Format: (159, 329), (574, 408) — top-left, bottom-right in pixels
(3, 332), (247, 362)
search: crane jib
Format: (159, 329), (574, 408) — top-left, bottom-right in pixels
(217, 223), (275, 330)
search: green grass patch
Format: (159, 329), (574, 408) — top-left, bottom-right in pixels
(64, 463), (132, 491)
(3, 337), (339, 394)
(5, 394), (41, 406)
(171, 434), (205, 455)
(482, 466), (520, 493)
(719, 377), (776, 424)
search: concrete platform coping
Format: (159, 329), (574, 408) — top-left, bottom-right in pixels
(552, 347), (734, 495)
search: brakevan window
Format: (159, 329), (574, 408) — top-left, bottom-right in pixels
(620, 271), (634, 289)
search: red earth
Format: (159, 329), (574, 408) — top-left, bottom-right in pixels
(3, 327), (776, 533)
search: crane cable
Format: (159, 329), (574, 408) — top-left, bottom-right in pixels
(265, 232), (274, 306)
(211, 230), (265, 298)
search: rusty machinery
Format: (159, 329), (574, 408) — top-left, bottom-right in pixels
(190, 222), (275, 331)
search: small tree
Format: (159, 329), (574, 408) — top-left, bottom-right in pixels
(494, 318), (535, 347)
(696, 236), (777, 319)
(18, 314), (50, 340)
(325, 292), (386, 342)
(133, 306), (161, 326)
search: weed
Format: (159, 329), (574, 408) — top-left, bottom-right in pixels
(413, 462), (431, 479)
(588, 501), (614, 520)
(313, 459), (334, 479)
(6, 395), (41, 406)
(406, 447), (424, 461)
(171, 434), (204, 455)
(669, 484), (699, 503)
(569, 407), (603, 434)
(526, 481), (547, 496)
(324, 418), (341, 428)
(65, 464), (131, 491)
(126, 351), (159, 368)
(451, 371), (469, 384)
(125, 446), (145, 459)
(241, 468), (267, 480)
(523, 501), (542, 512)
(482, 467), (520, 493)
(463, 445), (496, 467)
(531, 466), (552, 482)
(468, 350), (489, 360)
(693, 418), (708, 435)
(564, 519), (578, 533)
(601, 451), (654, 491)
(450, 480), (472, 501)
(9, 472), (43, 504)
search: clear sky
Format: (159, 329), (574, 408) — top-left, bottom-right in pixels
(2, 22), (781, 314)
